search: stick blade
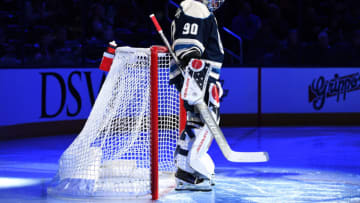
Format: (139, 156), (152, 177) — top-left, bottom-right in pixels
(227, 151), (269, 163)
(195, 102), (270, 163)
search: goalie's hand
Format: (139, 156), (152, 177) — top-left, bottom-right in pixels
(169, 59), (184, 92)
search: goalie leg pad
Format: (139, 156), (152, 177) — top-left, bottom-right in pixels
(175, 125), (214, 188)
(175, 127), (195, 174)
(188, 126), (215, 180)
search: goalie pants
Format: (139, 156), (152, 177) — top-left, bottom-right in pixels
(175, 78), (222, 183)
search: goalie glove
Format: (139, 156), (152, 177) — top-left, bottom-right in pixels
(169, 43), (202, 90)
(169, 59), (185, 92)
(181, 59), (212, 105)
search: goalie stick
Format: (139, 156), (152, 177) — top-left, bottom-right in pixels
(150, 14), (269, 162)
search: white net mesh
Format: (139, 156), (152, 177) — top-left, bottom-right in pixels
(47, 47), (181, 198)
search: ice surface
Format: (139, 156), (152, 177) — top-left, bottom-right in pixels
(0, 127), (359, 202)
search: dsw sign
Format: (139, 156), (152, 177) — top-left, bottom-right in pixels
(40, 71), (106, 118)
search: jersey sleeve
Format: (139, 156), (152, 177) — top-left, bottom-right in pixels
(171, 0), (211, 63)
(170, 0), (224, 81)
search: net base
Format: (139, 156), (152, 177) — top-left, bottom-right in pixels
(48, 172), (175, 200)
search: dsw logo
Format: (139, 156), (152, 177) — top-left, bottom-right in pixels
(309, 73), (360, 110)
(40, 71), (106, 118)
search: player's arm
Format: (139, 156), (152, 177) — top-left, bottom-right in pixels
(170, 0), (210, 88)
(171, 1), (210, 64)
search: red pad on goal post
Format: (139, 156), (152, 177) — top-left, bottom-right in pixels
(150, 46), (159, 200)
(150, 46), (186, 200)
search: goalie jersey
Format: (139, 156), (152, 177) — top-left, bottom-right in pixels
(171, 0), (224, 80)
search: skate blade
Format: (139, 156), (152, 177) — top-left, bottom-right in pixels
(175, 187), (212, 192)
(175, 183), (212, 191)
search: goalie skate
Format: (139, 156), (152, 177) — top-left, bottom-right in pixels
(175, 168), (212, 191)
(175, 178), (212, 191)
(211, 174), (215, 186)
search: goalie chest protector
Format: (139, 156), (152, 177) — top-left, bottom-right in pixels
(171, 0), (224, 64)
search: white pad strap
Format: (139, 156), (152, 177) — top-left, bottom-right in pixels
(189, 126), (215, 179)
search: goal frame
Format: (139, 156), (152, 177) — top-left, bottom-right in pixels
(47, 45), (186, 200)
(150, 46), (186, 200)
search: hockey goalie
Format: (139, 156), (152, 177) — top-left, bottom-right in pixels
(169, 0), (225, 191)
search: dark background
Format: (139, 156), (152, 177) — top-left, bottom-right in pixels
(1, 0), (359, 67)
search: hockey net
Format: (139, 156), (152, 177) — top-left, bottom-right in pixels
(47, 46), (185, 200)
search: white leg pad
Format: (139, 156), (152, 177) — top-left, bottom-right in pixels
(176, 133), (195, 174)
(189, 126), (215, 179)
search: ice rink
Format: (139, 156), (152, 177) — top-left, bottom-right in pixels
(0, 127), (359, 202)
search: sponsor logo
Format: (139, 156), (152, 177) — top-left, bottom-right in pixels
(309, 73), (360, 110)
(197, 130), (208, 153)
(191, 59), (203, 70)
(183, 77), (190, 98)
(41, 71), (106, 118)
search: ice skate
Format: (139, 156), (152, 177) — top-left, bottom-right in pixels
(175, 178), (212, 191)
(211, 173), (215, 186)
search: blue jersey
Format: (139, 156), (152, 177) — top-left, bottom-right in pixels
(171, 0), (224, 80)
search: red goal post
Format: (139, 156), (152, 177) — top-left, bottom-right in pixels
(150, 46), (186, 199)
